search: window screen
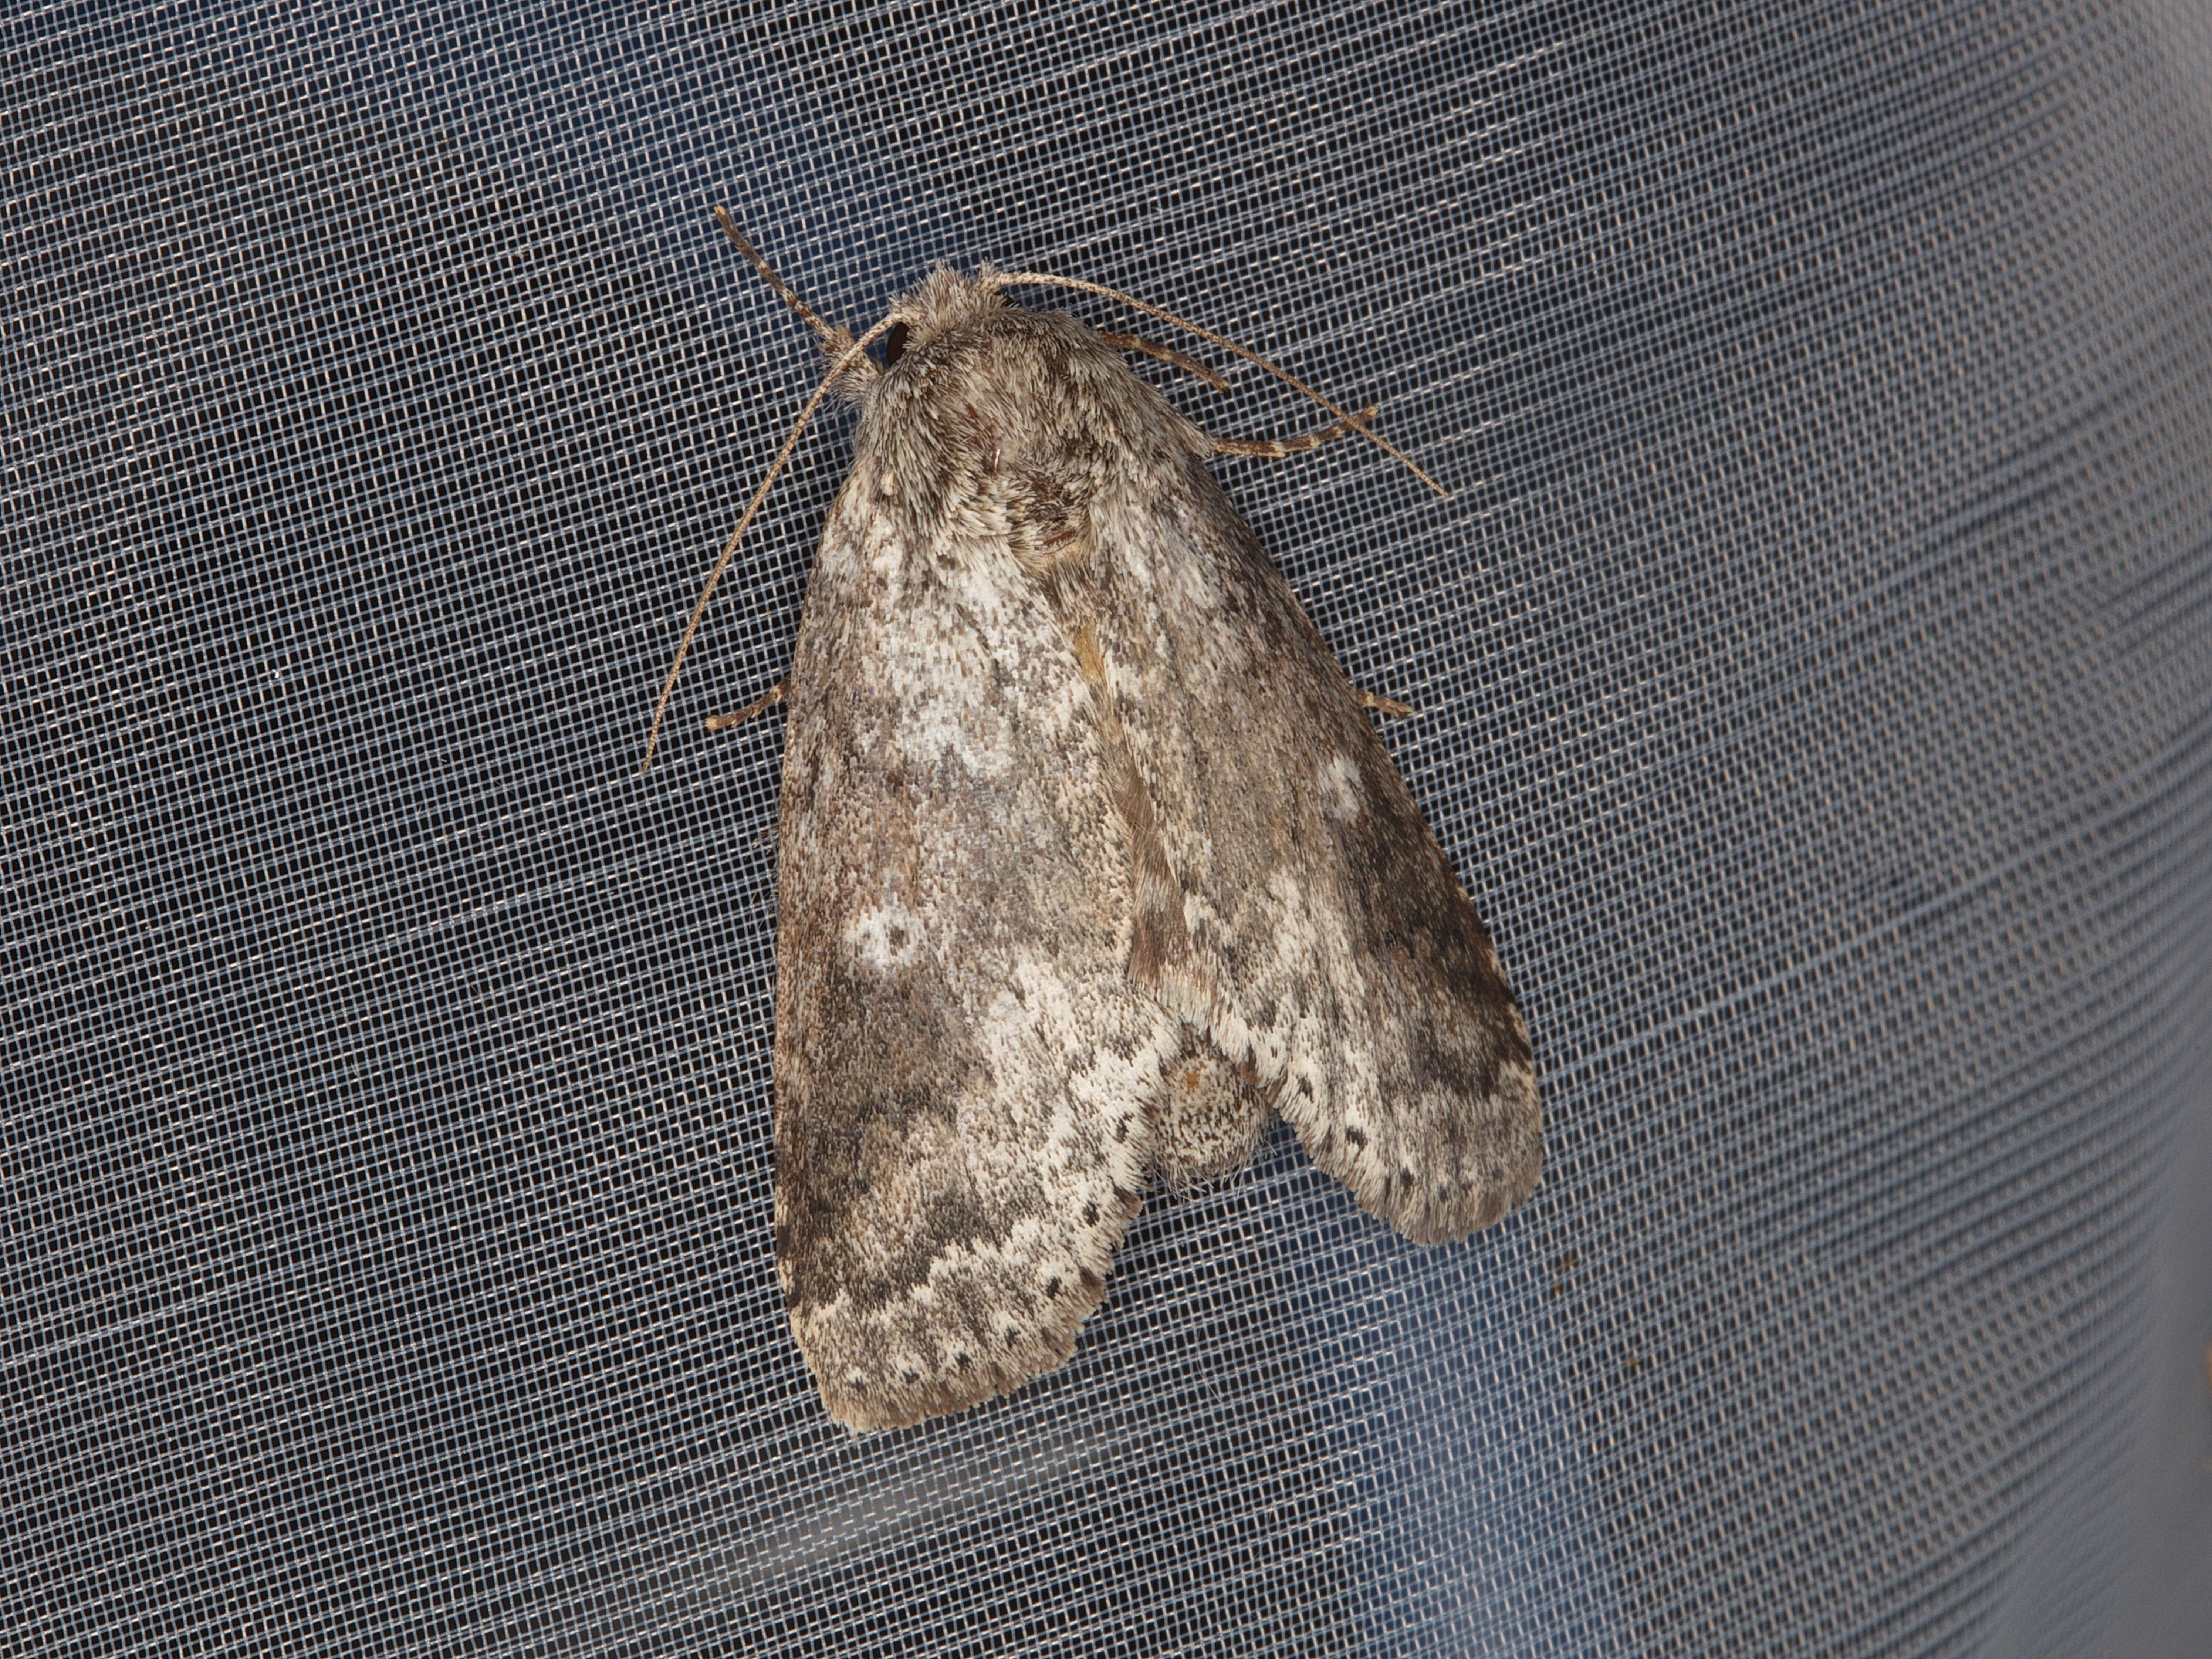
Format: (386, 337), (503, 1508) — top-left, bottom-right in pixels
(11, 2), (2212, 1654)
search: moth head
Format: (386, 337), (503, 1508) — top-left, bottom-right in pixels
(645, 210), (1445, 775)
(875, 266), (1011, 369)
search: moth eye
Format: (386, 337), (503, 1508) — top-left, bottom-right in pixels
(882, 322), (910, 366)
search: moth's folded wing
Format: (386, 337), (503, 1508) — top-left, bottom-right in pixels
(770, 496), (1171, 1431)
(1100, 458), (1542, 1245)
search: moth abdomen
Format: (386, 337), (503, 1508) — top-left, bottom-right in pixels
(1149, 1031), (1277, 1195)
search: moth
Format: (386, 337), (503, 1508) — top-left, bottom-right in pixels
(649, 210), (1541, 1431)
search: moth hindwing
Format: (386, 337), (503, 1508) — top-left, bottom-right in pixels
(698, 228), (1540, 1431)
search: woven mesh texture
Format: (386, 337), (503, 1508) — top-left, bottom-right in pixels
(11, 2), (2212, 1655)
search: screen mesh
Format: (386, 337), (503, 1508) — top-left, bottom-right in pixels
(11, 2), (2211, 1654)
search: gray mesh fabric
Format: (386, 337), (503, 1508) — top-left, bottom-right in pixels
(10, 2), (2212, 1654)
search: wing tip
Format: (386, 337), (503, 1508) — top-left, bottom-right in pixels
(1383, 1133), (1544, 1245)
(1288, 1054), (1545, 1246)
(795, 1264), (1111, 1433)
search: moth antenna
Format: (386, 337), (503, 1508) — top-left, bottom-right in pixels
(985, 269), (1449, 497)
(642, 288), (899, 772)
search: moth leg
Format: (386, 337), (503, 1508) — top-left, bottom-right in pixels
(1205, 403), (1381, 459)
(703, 679), (786, 733)
(1097, 331), (1231, 392)
(1353, 686), (1414, 719)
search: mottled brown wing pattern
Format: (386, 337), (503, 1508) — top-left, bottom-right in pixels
(760, 264), (1537, 1430)
(1083, 454), (1542, 1244)
(773, 479), (1184, 1432)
